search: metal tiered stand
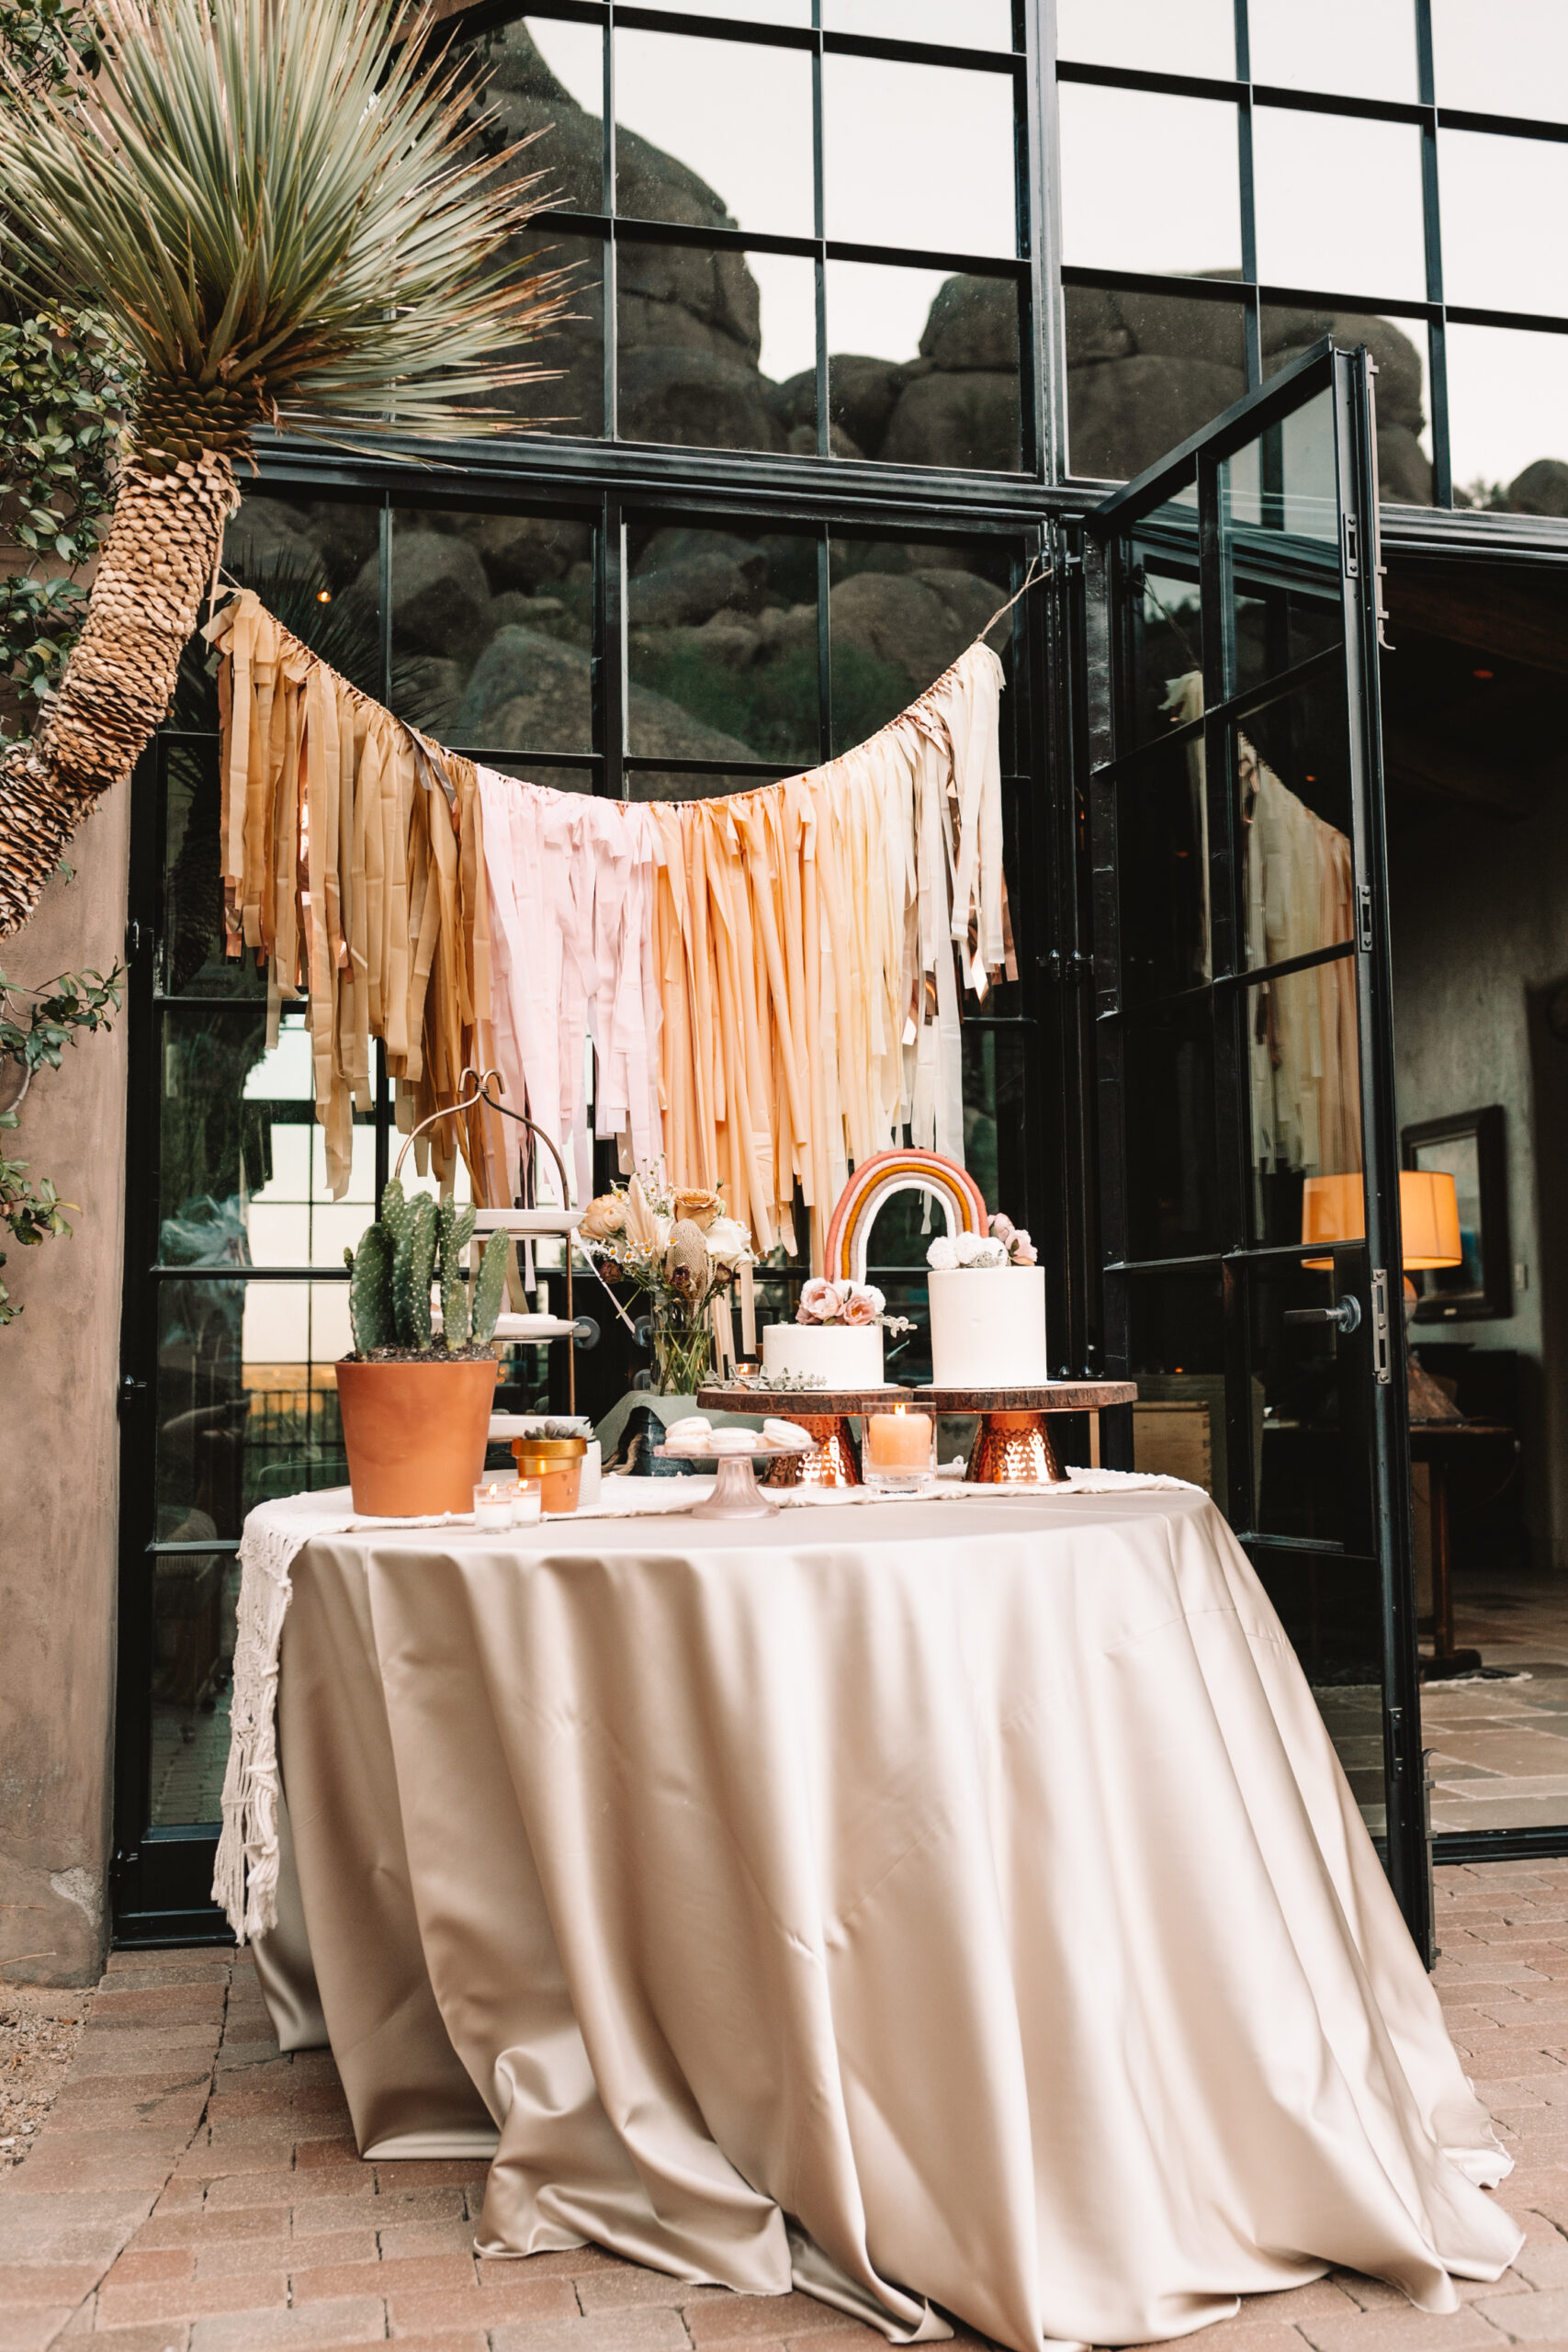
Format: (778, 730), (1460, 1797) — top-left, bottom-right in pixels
(695, 1377), (1138, 1486)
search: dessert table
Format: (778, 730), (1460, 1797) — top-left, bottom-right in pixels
(246, 1478), (1519, 2351)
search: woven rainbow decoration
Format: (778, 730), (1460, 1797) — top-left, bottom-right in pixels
(823, 1148), (990, 1285)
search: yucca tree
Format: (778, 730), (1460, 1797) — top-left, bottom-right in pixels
(0, 0), (570, 935)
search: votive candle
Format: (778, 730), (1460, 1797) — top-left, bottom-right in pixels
(473, 1480), (513, 1528)
(866, 1407), (933, 1472)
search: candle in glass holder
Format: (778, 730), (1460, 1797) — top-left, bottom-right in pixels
(504, 1477), (543, 1526)
(865, 1406), (934, 1490)
(472, 1479), (514, 1528)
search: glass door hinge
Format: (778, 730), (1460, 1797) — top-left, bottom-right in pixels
(1371, 1269), (1393, 1385)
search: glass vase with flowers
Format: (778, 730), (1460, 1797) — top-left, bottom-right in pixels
(581, 1170), (755, 1395)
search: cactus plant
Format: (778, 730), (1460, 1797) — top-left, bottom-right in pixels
(392, 1192), (437, 1348)
(342, 1184), (501, 1361)
(437, 1199), (477, 1351)
(344, 1226), (395, 1355)
(471, 1227), (511, 1345)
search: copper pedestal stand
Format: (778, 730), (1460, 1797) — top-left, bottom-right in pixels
(694, 1385), (909, 1487)
(916, 1382), (1138, 1487)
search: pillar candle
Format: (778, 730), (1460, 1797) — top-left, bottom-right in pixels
(866, 1408), (933, 1471)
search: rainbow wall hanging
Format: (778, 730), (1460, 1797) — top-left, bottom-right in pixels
(823, 1149), (989, 1285)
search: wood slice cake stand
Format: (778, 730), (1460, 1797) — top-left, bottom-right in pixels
(694, 1385), (909, 1487)
(914, 1381), (1138, 1486)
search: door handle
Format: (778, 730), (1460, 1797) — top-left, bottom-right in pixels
(1283, 1298), (1362, 1334)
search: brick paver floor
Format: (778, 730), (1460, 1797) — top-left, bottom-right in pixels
(10, 1862), (1568, 2352)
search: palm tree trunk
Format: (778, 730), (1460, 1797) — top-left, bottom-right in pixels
(0, 450), (237, 937)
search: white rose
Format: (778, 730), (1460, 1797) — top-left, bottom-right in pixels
(704, 1216), (753, 1267)
(954, 1230), (987, 1265)
(926, 1237), (959, 1271)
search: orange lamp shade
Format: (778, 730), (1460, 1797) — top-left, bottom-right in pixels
(1300, 1170), (1462, 1269)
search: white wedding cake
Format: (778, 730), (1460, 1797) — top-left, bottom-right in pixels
(928, 1266), (1047, 1387)
(761, 1319), (885, 1386)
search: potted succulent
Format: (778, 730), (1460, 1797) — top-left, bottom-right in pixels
(335, 1181), (512, 1515)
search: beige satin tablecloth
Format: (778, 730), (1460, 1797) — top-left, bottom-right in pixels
(253, 1486), (1520, 2351)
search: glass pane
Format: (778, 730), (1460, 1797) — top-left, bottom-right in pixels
(626, 768), (769, 802)
(1218, 389), (1342, 697)
(1262, 306), (1432, 506)
(619, 243), (814, 451)
(1066, 286), (1247, 482)
(1055, 0), (1233, 80)
(1253, 1257), (1371, 1545)
(641, 0), (809, 21)
(823, 54), (1016, 257)
(505, 230), (605, 441)
(387, 509), (593, 750)
(628, 526), (820, 765)
(1252, 111), (1427, 300)
(1432, 0), (1568, 126)
(1248, 948), (1363, 1243)
(1122, 1269), (1232, 1489)
(1057, 85), (1241, 277)
(478, 756), (594, 797)
(826, 264), (1021, 471)
(156, 1278), (349, 1536)
(826, 0), (1015, 46)
(1118, 486), (1201, 751)
(1440, 130), (1568, 318)
(159, 1009), (379, 1269)
(149, 1551), (240, 1826)
(1122, 1006), (1218, 1258)
(1237, 677), (1355, 962)
(829, 537), (1013, 754)
(1446, 323), (1568, 510)
(615, 30), (814, 238)
(474, 18), (604, 211)
(1262, 1550), (1388, 1830)
(1249, 0), (1417, 103)
(164, 736), (264, 1001)
(1117, 741), (1210, 1004)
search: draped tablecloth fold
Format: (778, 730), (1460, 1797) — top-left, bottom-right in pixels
(249, 1485), (1522, 2351)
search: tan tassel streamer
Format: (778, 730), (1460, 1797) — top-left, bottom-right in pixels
(203, 590), (494, 1201)
(0, 452), (239, 937)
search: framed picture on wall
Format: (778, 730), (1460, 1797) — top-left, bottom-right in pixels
(1401, 1104), (1511, 1322)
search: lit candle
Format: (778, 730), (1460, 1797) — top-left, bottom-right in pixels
(472, 1480), (514, 1529)
(505, 1478), (543, 1526)
(866, 1407), (933, 1474)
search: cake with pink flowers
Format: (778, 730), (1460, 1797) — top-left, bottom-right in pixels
(925, 1215), (1047, 1388)
(761, 1279), (890, 1387)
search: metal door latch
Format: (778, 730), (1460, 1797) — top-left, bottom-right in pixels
(1357, 882), (1374, 951)
(1343, 514), (1359, 579)
(1370, 1268), (1393, 1384)
(1283, 1296), (1361, 1334)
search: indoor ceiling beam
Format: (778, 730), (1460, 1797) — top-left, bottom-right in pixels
(1387, 568), (1568, 677)
(1382, 722), (1552, 820)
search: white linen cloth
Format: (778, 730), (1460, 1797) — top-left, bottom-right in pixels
(246, 1486), (1520, 2347)
(215, 1470), (1187, 1943)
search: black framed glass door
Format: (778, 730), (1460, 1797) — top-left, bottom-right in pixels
(1079, 341), (1427, 1951)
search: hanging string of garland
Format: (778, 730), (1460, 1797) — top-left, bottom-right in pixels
(206, 581), (1030, 1268)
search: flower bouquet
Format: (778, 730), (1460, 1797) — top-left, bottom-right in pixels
(581, 1170), (754, 1394)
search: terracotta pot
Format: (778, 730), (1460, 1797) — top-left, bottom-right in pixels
(335, 1357), (501, 1516)
(510, 1435), (587, 1513)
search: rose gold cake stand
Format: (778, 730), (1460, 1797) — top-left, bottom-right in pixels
(914, 1382), (1138, 1486)
(694, 1385), (910, 1487)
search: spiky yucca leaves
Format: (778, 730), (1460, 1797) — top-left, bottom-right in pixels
(0, 0), (574, 935)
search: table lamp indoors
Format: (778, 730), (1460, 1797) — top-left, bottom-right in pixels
(1301, 1169), (1465, 1423)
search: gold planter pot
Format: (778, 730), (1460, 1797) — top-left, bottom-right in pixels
(510, 1434), (589, 1513)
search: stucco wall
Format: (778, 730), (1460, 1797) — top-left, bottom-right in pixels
(1390, 782), (1568, 1568)
(0, 787), (130, 1985)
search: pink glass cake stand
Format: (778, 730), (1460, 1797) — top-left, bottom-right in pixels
(654, 1440), (809, 1519)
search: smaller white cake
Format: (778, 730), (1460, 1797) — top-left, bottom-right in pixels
(761, 1320), (885, 1386)
(928, 1267), (1047, 1388)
